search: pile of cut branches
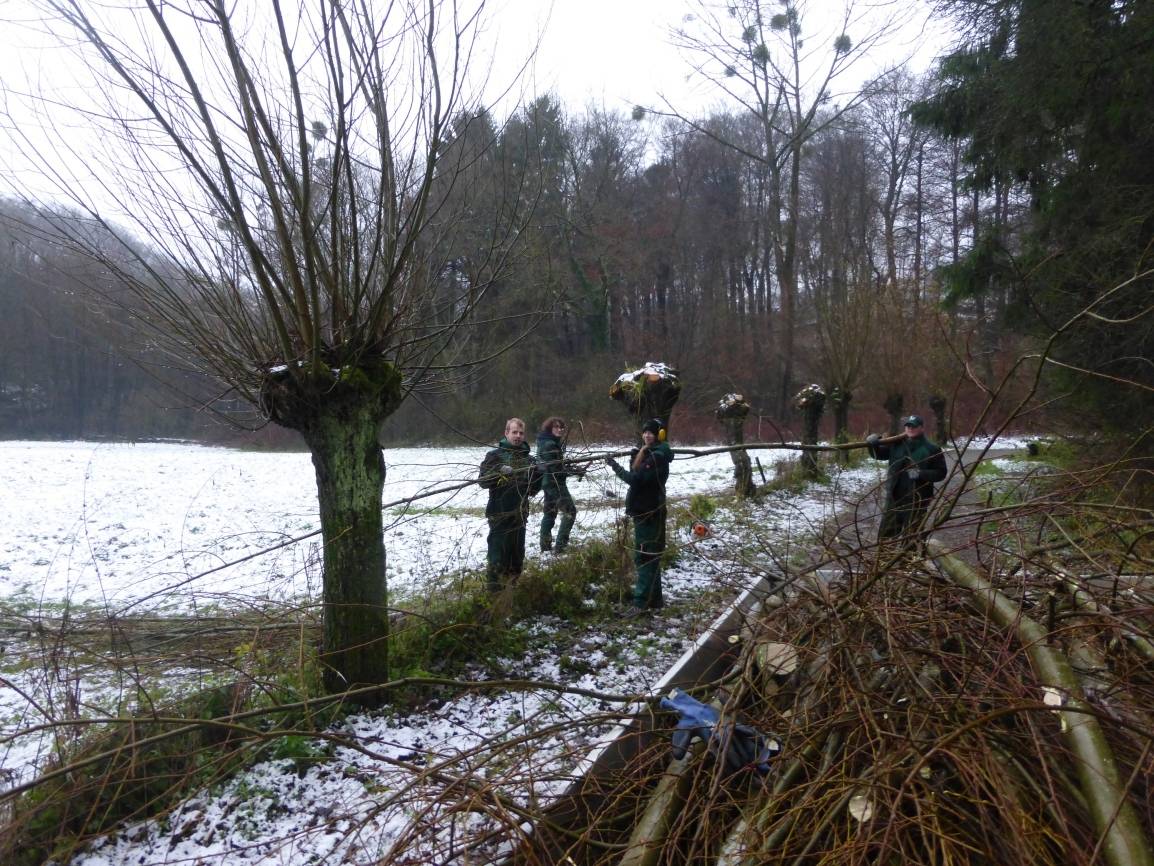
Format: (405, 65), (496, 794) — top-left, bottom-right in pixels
(511, 469), (1154, 866)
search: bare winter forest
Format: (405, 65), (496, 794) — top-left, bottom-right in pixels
(0, 0), (1151, 864)
(3, 3), (1121, 446)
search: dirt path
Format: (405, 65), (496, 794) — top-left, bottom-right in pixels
(817, 445), (1024, 573)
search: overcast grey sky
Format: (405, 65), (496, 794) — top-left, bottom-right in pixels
(488, 0), (706, 112)
(0, 0), (950, 211)
(485, 0), (949, 116)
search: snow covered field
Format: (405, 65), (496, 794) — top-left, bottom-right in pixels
(0, 440), (773, 611)
(0, 437), (1028, 864)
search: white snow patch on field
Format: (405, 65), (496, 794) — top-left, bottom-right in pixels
(0, 439), (907, 864)
(0, 440), (793, 609)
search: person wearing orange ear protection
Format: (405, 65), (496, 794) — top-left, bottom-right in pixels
(606, 417), (674, 611)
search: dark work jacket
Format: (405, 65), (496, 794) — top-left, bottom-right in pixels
(479, 438), (541, 519)
(868, 434), (947, 506)
(610, 441), (673, 517)
(535, 431), (580, 496)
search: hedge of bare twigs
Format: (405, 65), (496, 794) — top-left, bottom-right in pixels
(512, 460), (1154, 866)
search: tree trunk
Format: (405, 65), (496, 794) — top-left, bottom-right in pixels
(829, 388), (852, 464)
(883, 392), (904, 436)
(302, 407), (390, 697)
(928, 394), (948, 446)
(793, 385), (826, 479)
(609, 363), (682, 440)
(716, 394), (754, 499)
(261, 360), (402, 702)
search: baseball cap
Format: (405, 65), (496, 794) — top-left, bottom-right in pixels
(903, 415), (924, 428)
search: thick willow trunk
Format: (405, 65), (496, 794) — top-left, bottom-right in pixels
(609, 362), (682, 440)
(829, 388), (851, 465)
(793, 385), (825, 479)
(303, 408), (390, 696)
(929, 393), (948, 445)
(721, 418), (755, 499)
(882, 392), (904, 436)
(716, 394), (754, 499)
(261, 360), (402, 701)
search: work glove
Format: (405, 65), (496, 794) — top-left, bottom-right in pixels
(661, 689), (779, 775)
(907, 467), (921, 481)
(499, 464), (514, 476)
(866, 433), (881, 446)
(605, 457), (619, 470)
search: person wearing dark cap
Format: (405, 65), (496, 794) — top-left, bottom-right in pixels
(536, 416), (584, 554)
(866, 414), (947, 545)
(606, 418), (674, 611)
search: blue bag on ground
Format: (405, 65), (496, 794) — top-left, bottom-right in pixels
(660, 689), (780, 774)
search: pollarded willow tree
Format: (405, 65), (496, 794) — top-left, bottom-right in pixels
(12, 0), (531, 698)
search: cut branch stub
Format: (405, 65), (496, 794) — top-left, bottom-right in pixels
(753, 641), (799, 682)
(715, 392), (751, 422)
(609, 362), (682, 435)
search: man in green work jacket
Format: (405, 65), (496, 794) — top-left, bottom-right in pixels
(867, 414), (948, 545)
(606, 418), (674, 611)
(479, 418), (541, 591)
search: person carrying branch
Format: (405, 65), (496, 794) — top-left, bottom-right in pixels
(606, 418), (674, 612)
(479, 417), (541, 591)
(535, 416), (584, 554)
(866, 413), (947, 546)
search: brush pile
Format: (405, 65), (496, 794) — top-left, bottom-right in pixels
(519, 500), (1154, 866)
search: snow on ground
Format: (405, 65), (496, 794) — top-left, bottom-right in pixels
(0, 440), (757, 611)
(0, 436), (1024, 864)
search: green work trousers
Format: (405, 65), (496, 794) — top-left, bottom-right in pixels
(487, 512), (527, 591)
(631, 507), (666, 608)
(878, 491), (932, 545)
(540, 485), (577, 552)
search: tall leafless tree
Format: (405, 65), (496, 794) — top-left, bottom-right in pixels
(667, 0), (911, 417)
(12, 0), (532, 699)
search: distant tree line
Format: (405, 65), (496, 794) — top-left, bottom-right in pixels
(3, 1), (1147, 446)
(0, 200), (224, 440)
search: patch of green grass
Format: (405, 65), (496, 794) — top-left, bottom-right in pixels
(836, 446), (871, 470)
(688, 493), (718, 522)
(387, 504), (486, 519)
(1023, 437), (1074, 468)
(0, 612), (344, 866)
(2, 666), (344, 866)
(269, 733), (330, 775)
(387, 535), (633, 682)
(760, 456), (826, 494)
